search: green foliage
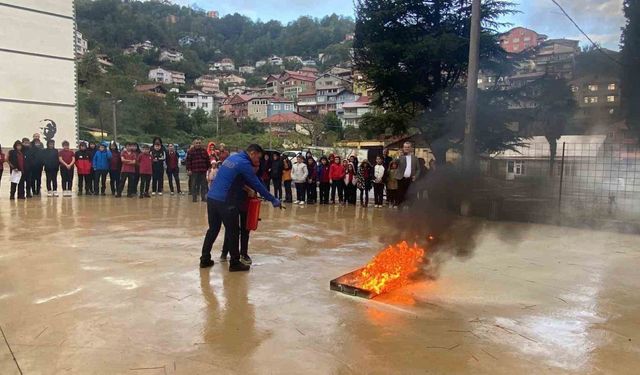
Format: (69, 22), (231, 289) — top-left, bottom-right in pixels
(621, 0), (640, 138)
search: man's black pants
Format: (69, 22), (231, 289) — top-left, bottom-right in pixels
(201, 198), (223, 262)
(118, 172), (135, 196)
(397, 177), (412, 205)
(109, 170), (120, 194)
(204, 200), (241, 265)
(192, 172), (207, 202)
(319, 182), (330, 203)
(272, 178), (282, 199)
(45, 168), (59, 192)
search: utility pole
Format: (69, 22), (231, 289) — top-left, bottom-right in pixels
(112, 100), (118, 143)
(462, 0), (481, 172)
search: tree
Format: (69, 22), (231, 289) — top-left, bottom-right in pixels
(190, 108), (209, 132)
(529, 76), (576, 174)
(621, 0), (640, 139)
(296, 120), (326, 146)
(353, 0), (518, 163)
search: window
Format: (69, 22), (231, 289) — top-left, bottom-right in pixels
(512, 38), (520, 43)
(607, 96), (616, 102)
(524, 37), (531, 42)
(202, 103), (208, 108)
(503, 39), (510, 44)
(608, 83), (616, 90)
(588, 85), (599, 92)
(189, 102), (195, 107)
(507, 161), (525, 176)
(202, 96), (208, 99)
(273, 104), (281, 110)
(477, 78), (483, 84)
(584, 96), (598, 104)
(571, 85), (578, 93)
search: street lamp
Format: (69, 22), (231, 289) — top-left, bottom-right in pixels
(105, 91), (122, 143)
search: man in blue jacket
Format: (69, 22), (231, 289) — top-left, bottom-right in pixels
(200, 144), (281, 271)
(92, 143), (112, 196)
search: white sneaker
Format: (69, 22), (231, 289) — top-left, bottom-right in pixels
(170, 191), (175, 196)
(53, 191), (59, 197)
(158, 192), (163, 196)
(299, 201), (305, 205)
(151, 192), (156, 196)
(293, 200), (299, 204)
(47, 192), (53, 197)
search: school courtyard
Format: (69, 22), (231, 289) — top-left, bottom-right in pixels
(1, 192), (640, 374)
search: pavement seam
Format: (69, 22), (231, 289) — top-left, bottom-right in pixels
(0, 324), (23, 375)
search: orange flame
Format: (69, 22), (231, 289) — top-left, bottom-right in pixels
(355, 241), (425, 295)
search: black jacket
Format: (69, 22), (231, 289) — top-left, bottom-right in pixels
(42, 148), (60, 170)
(270, 159), (283, 180)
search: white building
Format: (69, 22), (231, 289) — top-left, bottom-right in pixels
(159, 49), (184, 63)
(337, 96), (371, 128)
(148, 67), (185, 85)
(269, 55), (283, 66)
(124, 40), (155, 55)
(178, 90), (215, 115)
(194, 75), (220, 93)
(255, 60), (267, 68)
(302, 59), (317, 67)
(239, 66), (256, 74)
(75, 30), (88, 56)
(212, 58), (235, 71)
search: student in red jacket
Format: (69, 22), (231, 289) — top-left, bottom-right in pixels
(165, 143), (182, 195)
(117, 143), (137, 198)
(75, 142), (92, 196)
(137, 144), (153, 198)
(58, 141), (75, 197)
(329, 156), (346, 204)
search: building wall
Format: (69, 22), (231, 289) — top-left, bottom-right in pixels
(267, 102), (295, 117)
(0, 0), (78, 146)
(500, 27), (544, 54)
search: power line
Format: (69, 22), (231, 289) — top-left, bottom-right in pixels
(549, 0), (624, 66)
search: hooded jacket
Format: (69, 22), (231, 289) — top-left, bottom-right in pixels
(291, 161), (308, 183)
(92, 149), (112, 171)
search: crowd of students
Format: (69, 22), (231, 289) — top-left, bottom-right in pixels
(251, 144), (425, 208)
(0, 134), (235, 201)
(2, 133), (426, 209)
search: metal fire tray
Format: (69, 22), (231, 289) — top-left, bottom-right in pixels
(330, 268), (377, 299)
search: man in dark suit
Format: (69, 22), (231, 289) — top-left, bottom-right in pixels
(394, 141), (420, 205)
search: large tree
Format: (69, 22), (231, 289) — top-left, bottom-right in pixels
(621, 0), (640, 139)
(353, 0), (519, 163)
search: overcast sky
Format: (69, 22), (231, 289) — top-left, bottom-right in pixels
(175, 0), (626, 50)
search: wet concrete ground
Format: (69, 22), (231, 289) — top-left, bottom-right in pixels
(1, 187), (640, 374)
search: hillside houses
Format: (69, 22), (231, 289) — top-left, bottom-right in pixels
(194, 75), (220, 93)
(211, 58), (235, 71)
(148, 67), (185, 85)
(159, 49), (184, 63)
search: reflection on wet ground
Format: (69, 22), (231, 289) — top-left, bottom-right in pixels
(1, 192), (639, 374)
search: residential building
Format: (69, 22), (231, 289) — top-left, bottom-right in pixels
(96, 54), (113, 73)
(267, 99), (296, 117)
(194, 75), (220, 93)
(212, 58), (235, 71)
(124, 40), (155, 55)
(178, 90), (215, 115)
(134, 84), (168, 97)
(532, 39), (580, 80)
(239, 66), (256, 74)
(499, 27), (547, 54)
(352, 71), (374, 96)
(220, 74), (246, 86)
(75, 30), (88, 56)
(300, 66), (319, 74)
(345, 33), (355, 41)
(269, 55), (283, 66)
(302, 59), (317, 67)
(295, 91), (318, 115)
(206, 10), (219, 18)
(261, 112), (313, 136)
(227, 94), (252, 123)
(281, 71), (317, 100)
(159, 49), (184, 63)
(317, 88), (358, 114)
(337, 96), (371, 128)
(569, 75), (622, 134)
(265, 74), (281, 95)
(148, 67), (185, 85)
(315, 73), (352, 93)
(178, 35), (205, 46)
(255, 60), (267, 68)
(248, 96), (294, 121)
(285, 56), (303, 64)
(327, 67), (352, 80)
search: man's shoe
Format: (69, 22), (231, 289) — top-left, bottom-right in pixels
(219, 253), (228, 262)
(240, 255), (252, 266)
(200, 259), (215, 268)
(229, 263), (250, 272)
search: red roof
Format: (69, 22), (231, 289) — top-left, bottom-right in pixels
(261, 112), (313, 124)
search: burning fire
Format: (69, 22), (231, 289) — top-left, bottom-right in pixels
(355, 241), (426, 295)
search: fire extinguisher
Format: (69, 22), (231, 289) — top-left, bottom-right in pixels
(246, 197), (261, 231)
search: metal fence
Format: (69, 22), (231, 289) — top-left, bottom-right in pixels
(481, 142), (640, 223)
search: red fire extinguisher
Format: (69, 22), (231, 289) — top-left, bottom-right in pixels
(246, 197), (261, 231)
